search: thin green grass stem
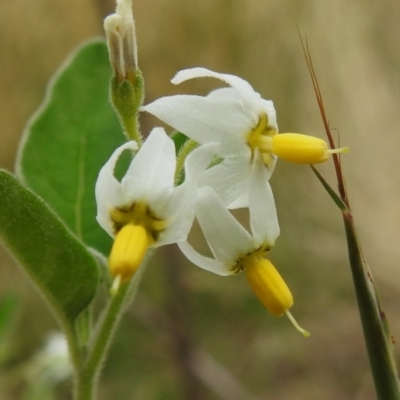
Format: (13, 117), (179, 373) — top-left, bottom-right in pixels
(343, 212), (400, 400)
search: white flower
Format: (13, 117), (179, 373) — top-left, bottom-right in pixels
(178, 154), (280, 276)
(178, 157), (309, 336)
(143, 67), (278, 208)
(143, 67), (347, 208)
(95, 127), (215, 283)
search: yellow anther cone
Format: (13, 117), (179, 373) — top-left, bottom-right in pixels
(272, 133), (329, 164)
(245, 258), (310, 337)
(109, 223), (150, 282)
(245, 258), (293, 316)
(245, 257), (310, 337)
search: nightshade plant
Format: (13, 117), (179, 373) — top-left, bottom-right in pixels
(0, 0), (398, 399)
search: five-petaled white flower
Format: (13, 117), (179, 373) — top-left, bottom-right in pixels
(143, 68), (278, 208)
(143, 67), (346, 208)
(178, 155), (309, 336)
(95, 127), (215, 286)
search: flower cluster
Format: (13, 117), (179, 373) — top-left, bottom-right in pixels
(98, 0), (348, 334)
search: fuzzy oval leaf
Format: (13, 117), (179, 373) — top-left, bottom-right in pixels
(0, 170), (99, 321)
(16, 40), (125, 256)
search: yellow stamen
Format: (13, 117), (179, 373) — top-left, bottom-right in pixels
(244, 257), (309, 336)
(246, 113), (277, 168)
(108, 223), (151, 283)
(110, 201), (168, 241)
(285, 310), (310, 337)
(244, 258), (293, 316)
(271, 133), (348, 164)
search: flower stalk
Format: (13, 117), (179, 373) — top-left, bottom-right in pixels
(74, 281), (130, 400)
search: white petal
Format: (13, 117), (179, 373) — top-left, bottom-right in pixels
(95, 141), (138, 236)
(155, 199), (193, 246)
(195, 186), (254, 263)
(200, 156), (252, 208)
(227, 191), (248, 209)
(206, 87), (259, 128)
(206, 87), (241, 102)
(158, 143), (218, 246)
(184, 143), (219, 186)
(143, 95), (251, 156)
(261, 99), (278, 129)
(121, 128), (175, 210)
(172, 67), (261, 111)
(249, 153), (280, 246)
(178, 241), (232, 276)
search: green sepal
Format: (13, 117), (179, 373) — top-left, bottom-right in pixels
(16, 39), (125, 256)
(0, 170), (99, 322)
(110, 69), (144, 143)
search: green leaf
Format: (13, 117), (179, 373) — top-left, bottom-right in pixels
(0, 170), (99, 322)
(16, 39), (125, 256)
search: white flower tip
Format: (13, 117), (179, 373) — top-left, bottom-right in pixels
(171, 67), (213, 85)
(104, 14), (120, 31)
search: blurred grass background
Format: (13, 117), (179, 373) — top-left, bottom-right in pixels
(1, 0), (400, 399)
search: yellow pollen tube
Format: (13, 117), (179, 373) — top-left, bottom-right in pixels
(272, 133), (348, 164)
(245, 258), (310, 337)
(108, 224), (150, 284)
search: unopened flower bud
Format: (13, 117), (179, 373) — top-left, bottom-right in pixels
(104, 0), (138, 83)
(104, 0), (144, 142)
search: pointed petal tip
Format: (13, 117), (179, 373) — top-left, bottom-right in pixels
(171, 67), (214, 85)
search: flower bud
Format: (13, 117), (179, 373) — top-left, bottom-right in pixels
(104, 0), (138, 83)
(104, 0), (144, 142)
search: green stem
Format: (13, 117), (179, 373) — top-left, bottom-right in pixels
(175, 139), (198, 184)
(310, 165), (348, 211)
(63, 317), (82, 371)
(123, 114), (142, 146)
(343, 211), (400, 400)
(75, 308), (92, 349)
(73, 253), (151, 400)
(110, 75), (144, 147)
(73, 282), (129, 400)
